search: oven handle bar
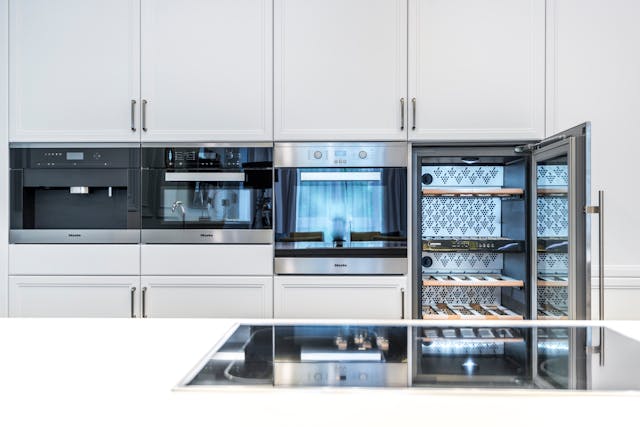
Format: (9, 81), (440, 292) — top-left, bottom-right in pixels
(164, 172), (246, 182)
(300, 171), (382, 182)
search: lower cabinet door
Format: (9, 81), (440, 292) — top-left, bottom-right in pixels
(140, 276), (273, 318)
(9, 276), (140, 318)
(274, 276), (406, 319)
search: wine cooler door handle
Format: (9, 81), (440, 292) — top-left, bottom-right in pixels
(130, 99), (136, 132)
(400, 98), (405, 130)
(586, 190), (605, 365)
(142, 286), (148, 318)
(411, 98), (416, 131)
(130, 287), (136, 318)
(400, 287), (405, 319)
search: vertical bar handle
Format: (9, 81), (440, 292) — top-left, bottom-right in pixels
(142, 99), (148, 132)
(130, 99), (136, 132)
(400, 98), (405, 130)
(400, 287), (405, 319)
(598, 190), (605, 366)
(411, 98), (416, 130)
(130, 287), (136, 318)
(142, 286), (148, 318)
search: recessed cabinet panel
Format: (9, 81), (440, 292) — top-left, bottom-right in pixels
(141, 0), (273, 141)
(9, 0), (140, 142)
(408, 0), (544, 140)
(9, 276), (140, 317)
(274, 0), (408, 141)
(274, 276), (405, 319)
(141, 276), (273, 318)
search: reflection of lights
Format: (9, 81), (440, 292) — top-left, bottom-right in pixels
(462, 358), (478, 375)
(537, 341), (569, 354)
(422, 341), (501, 355)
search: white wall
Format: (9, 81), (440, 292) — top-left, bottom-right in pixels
(547, 0), (640, 318)
(0, 0), (8, 317)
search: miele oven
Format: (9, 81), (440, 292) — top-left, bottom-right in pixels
(10, 143), (141, 244)
(274, 142), (407, 274)
(141, 143), (273, 244)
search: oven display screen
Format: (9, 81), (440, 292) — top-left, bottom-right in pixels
(66, 152), (84, 161)
(334, 150), (347, 157)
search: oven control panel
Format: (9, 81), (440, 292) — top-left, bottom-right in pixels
(306, 148), (376, 166)
(11, 148), (136, 169)
(274, 142), (407, 168)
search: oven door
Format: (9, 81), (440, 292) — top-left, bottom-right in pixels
(142, 158), (272, 244)
(274, 167), (407, 273)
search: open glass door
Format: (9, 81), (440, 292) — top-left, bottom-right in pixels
(529, 123), (591, 320)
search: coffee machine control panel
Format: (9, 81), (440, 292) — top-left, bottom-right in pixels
(15, 148), (134, 168)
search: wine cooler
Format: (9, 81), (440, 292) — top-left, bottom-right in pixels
(412, 123), (597, 321)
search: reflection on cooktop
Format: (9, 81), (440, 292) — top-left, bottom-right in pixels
(275, 241), (407, 250)
(178, 323), (640, 392)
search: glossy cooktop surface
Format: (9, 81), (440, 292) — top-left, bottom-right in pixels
(178, 322), (640, 391)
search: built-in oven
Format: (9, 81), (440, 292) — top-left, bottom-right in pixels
(10, 143), (141, 244)
(141, 143), (273, 244)
(274, 142), (407, 275)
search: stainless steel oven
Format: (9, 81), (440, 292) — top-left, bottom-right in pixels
(141, 143), (273, 244)
(10, 143), (141, 244)
(274, 142), (407, 275)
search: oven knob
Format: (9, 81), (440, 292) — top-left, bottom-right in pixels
(313, 151), (323, 160)
(313, 373), (323, 382)
(358, 150), (367, 159)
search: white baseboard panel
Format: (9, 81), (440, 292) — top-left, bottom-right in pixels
(591, 265), (640, 278)
(591, 279), (640, 320)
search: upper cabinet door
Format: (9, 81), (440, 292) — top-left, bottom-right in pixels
(141, 0), (273, 142)
(9, 0), (140, 142)
(408, 0), (544, 141)
(274, 0), (408, 141)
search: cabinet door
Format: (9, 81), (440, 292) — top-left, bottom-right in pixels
(141, 0), (272, 142)
(408, 0), (544, 140)
(274, 0), (407, 141)
(9, 0), (140, 142)
(141, 276), (273, 318)
(9, 276), (140, 317)
(274, 276), (405, 319)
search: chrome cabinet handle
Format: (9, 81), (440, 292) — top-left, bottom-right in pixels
(411, 98), (416, 130)
(400, 98), (405, 130)
(400, 288), (405, 319)
(130, 287), (136, 318)
(142, 99), (148, 132)
(142, 286), (148, 318)
(130, 99), (136, 132)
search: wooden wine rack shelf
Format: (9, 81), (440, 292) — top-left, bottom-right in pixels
(422, 188), (524, 197)
(423, 274), (523, 287)
(537, 188), (568, 195)
(422, 303), (523, 320)
(537, 276), (568, 287)
(537, 304), (568, 320)
(423, 327), (523, 343)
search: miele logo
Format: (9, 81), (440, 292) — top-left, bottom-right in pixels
(200, 233), (214, 238)
(333, 263), (348, 268)
(67, 233), (82, 238)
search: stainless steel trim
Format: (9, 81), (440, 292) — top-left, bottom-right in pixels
(69, 186), (89, 194)
(130, 287), (136, 318)
(131, 99), (136, 132)
(141, 229), (273, 244)
(401, 288), (405, 319)
(142, 99), (148, 132)
(142, 142), (274, 148)
(411, 98), (416, 131)
(9, 142), (141, 149)
(142, 286), (148, 319)
(299, 171), (381, 181)
(165, 172), (246, 182)
(10, 229), (141, 244)
(274, 257), (407, 275)
(400, 98), (405, 130)
(274, 142), (408, 168)
(274, 362), (407, 387)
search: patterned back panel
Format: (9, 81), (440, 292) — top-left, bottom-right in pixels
(422, 286), (500, 305)
(538, 287), (568, 310)
(537, 253), (569, 274)
(422, 252), (502, 274)
(422, 166), (504, 187)
(537, 197), (568, 237)
(537, 165), (568, 187)
(422, 197), (501, 237)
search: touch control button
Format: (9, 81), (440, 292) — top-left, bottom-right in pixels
(359, 373), (368, 381)
(358, 150), (367, 159)
(313, 150), (323, 159)
(313, 373), (323, 382)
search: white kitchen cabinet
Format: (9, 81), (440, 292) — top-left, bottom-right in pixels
(408, 0), (544, 140)
(274, 276), (406, 319)
(274, 0), (407, 141)
(547, 0), (640, 319)
(9, 0), (140, 142)
(140, 276), (272, 318)
(9, 276), (140, 317)
(140, 0), (272, 141)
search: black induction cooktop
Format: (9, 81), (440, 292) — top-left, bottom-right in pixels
(178, 322), (640, 391)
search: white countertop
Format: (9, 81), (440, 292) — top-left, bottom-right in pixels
(1, 319), (639, 427)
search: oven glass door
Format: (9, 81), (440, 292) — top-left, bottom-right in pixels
(275, 167), (407, 256)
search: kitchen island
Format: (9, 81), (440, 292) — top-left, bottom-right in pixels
(1, 319), (638, 427)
